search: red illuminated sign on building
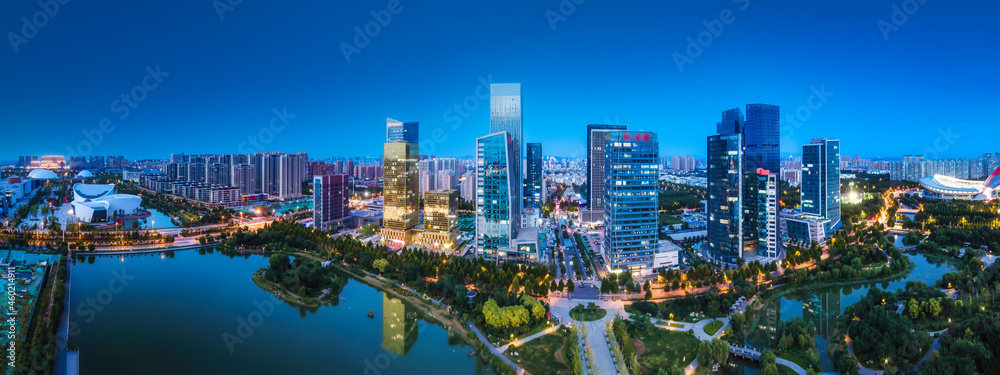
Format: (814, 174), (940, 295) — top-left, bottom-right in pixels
(622, 132), (650, 142)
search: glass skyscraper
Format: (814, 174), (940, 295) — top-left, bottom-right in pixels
(524, 143), (543, 210)
(802, 138), (841, 234)
(476, 132), (517, 260)
(743, 104), (780, 173)
(386, 118), (419, 144)
(584, 124), (627, 223)
(707, 133), (743, 265)
(603, 131), (659, 275)
(381, 120), (420, 246)
(490, 83), (522, 219)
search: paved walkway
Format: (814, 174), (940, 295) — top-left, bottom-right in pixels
(499, 325), (561, 352)
(466, 322), (527, 374)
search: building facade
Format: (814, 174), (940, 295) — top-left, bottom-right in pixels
(476, 132), (517, 261)
(706, 133), (743, 265)
(313, 174), (350, 231)
(382, 141), (420, 245)
(489, 83), (523, 222)
(420, 189), (459, 251)
(801, 138), (841, 234)
(602, 131), (659, 275)
(584, 124), (627, 223)
(524, 143), (543, 210)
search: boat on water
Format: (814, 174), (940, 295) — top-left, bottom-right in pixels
(367, 310), (374, 318)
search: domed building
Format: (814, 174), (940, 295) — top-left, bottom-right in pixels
(27, 169), (58, 180)
(919, 166), (1000, 201)
(70, 183), (142, 223)
(75, 170), (95, 179)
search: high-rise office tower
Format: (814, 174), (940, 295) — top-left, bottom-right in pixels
(490, 83), (523, 219)
(744, 104), (780, 173)
(476, 132), (517, 260)
(802, 138), (841, 233)
(421, 189), (459, 250)
(584, 124), (627, 222)
(386, 118), (419, 144)
(742, 104), (780, 255)
(707, 133), (743, 265)
(313, 174), (350, 231)
(381, 120), (420, 246)
(603, 131), (659, 275)
(717, 108), (744, 136)
(523, 143), (543, 210)
(753, 169), (779, 258)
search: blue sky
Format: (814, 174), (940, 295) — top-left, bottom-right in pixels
(2, 0), (997, 160)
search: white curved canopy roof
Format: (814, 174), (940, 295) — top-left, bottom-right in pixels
(76, 170), (95, 178)
(27, 169), (57, 179)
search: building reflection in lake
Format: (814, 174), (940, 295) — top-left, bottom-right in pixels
(802, 289), (841, 339)
(382, 293), (418, 356)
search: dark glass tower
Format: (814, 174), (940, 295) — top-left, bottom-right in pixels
(524, 143), (543, 210)
(707, 133), (743, 265)
(743, 104), (780, 173)
(801, 138), (841, 234)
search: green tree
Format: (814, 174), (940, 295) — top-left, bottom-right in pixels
(373, 259), (389, 273)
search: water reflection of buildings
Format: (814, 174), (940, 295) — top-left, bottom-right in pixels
(802, 290), (841, 339)
(382, 294), (418, 356)
(752, 299), (781, 348)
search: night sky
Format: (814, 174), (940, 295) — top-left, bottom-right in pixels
(2, 0), (997, 160)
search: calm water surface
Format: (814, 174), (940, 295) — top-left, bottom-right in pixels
(70, 249), (491, 375)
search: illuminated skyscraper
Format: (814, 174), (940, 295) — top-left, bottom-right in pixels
(707, 133), (743, 265)
(476, 132), (516, 260)
(381, 121), (420, 246)
(490, 83), (522, 221)
(802, 138), (841, 234)
(603, 131), (659, 275)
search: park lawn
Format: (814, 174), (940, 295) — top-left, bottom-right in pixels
(633, 328), (700, 372)
(508, 328), (571, 375)
(517, 323), (554, 340)
(703, 320), (723, 336)
(777, 348), (812, 372)
(655, 321), (685, 329)
(659, 214), (684, 226)
(570, 308), (608, 322)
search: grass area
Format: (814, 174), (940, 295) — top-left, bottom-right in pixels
(516, 322), (554, 340)
(655, 321), (685, 329)
(777, 349), (812, 372)
(569, 307), (608, 322)
(778, 364), (799, 375)
(508, 328), (571, 375)
(659, 214), (683, 226)
(703, 320), (723, 336)
(633, 328), (700, 372)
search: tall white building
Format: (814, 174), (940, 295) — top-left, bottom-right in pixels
(460, 171), (476, 202)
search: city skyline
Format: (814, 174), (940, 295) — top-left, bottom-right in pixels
(3, 1), (999, 160)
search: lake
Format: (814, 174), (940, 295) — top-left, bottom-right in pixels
(69, 249), (492, 374)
